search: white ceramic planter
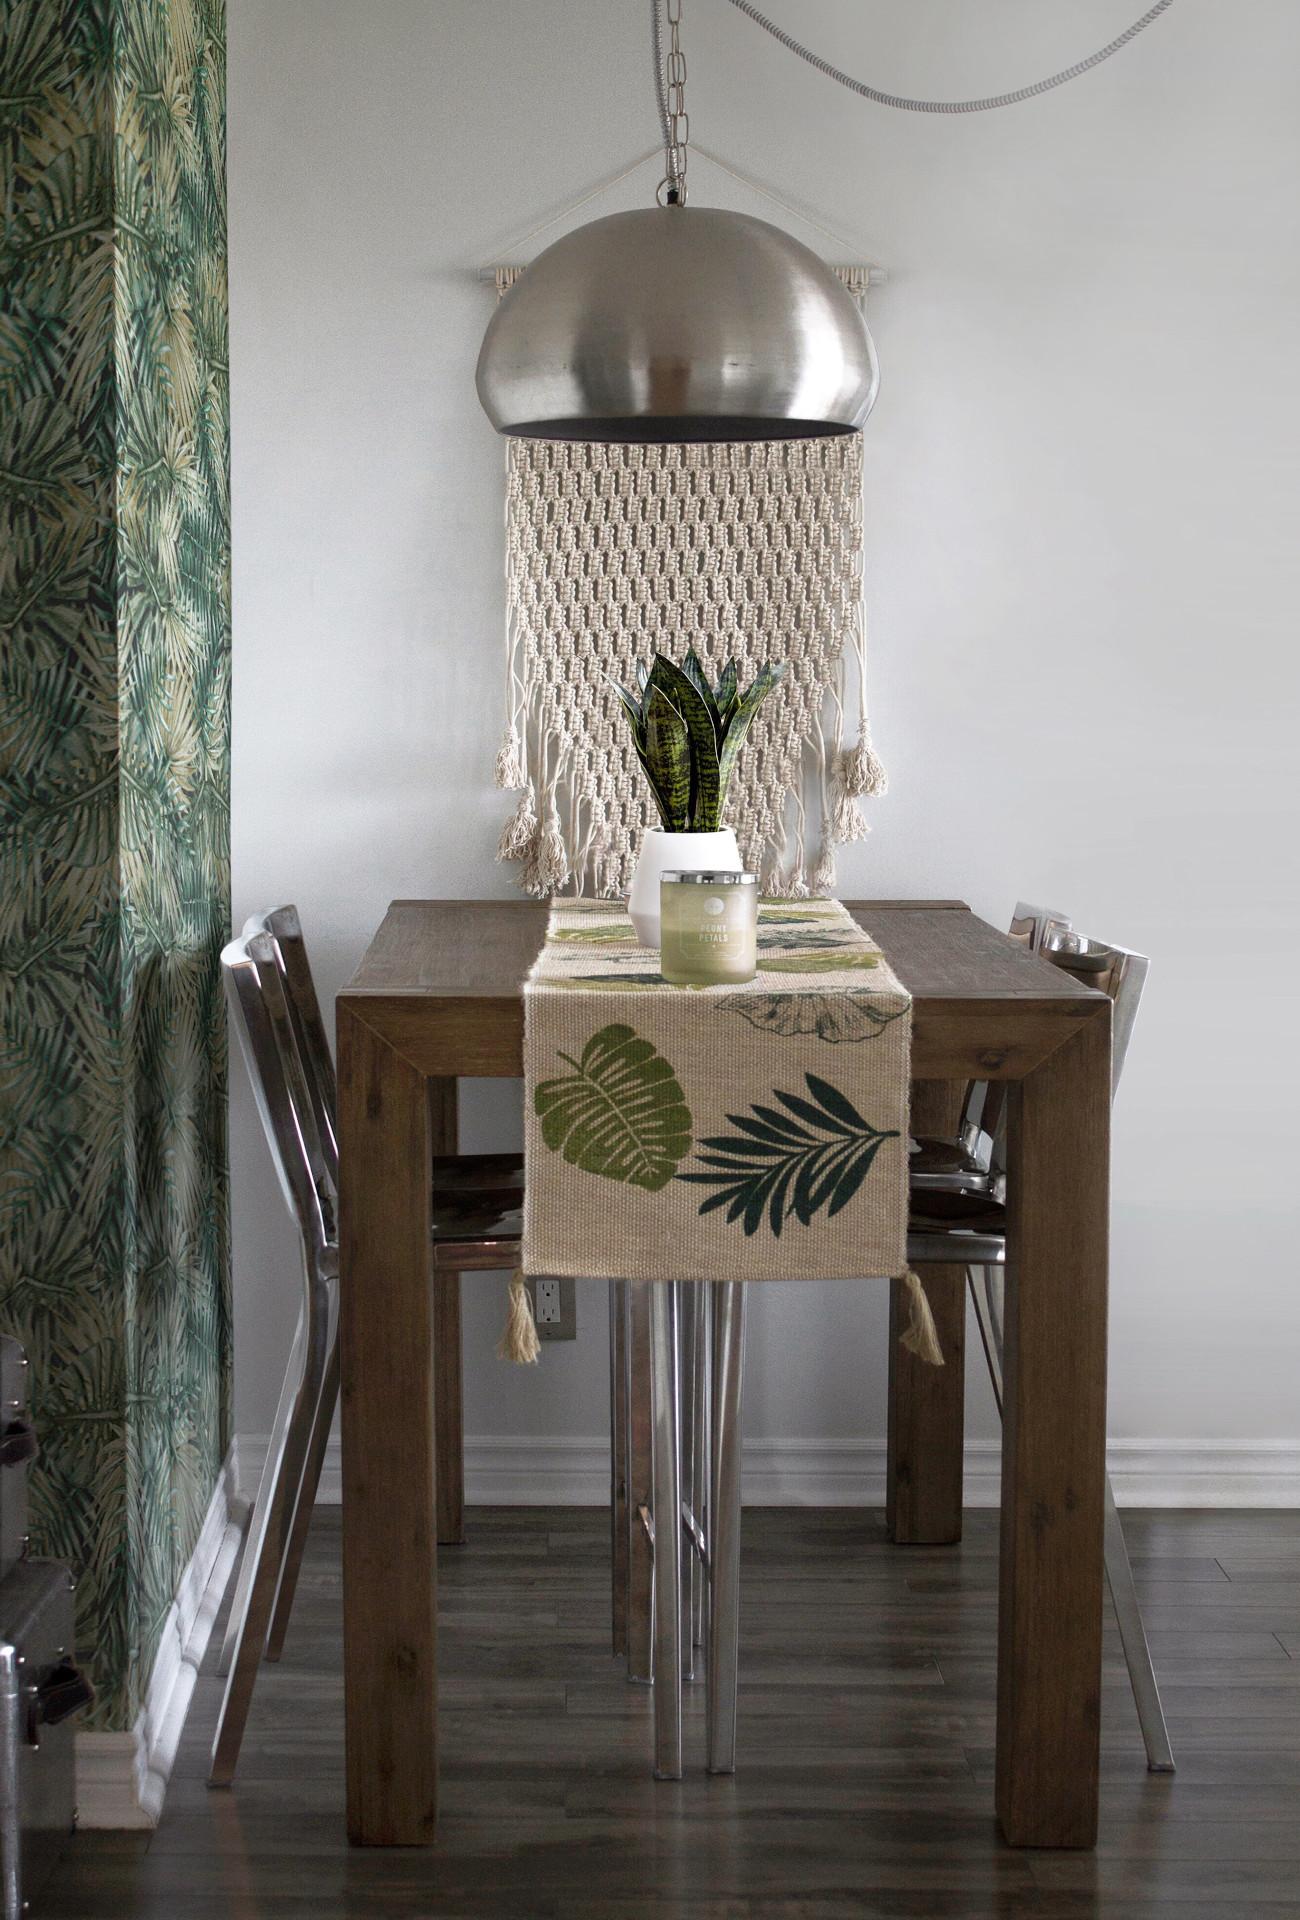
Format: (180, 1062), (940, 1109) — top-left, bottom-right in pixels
(628, 827), (741, 948)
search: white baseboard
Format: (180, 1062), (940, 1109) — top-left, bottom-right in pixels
(235, 1432), (1300, 1511)
(76, 1446), (247, 1829)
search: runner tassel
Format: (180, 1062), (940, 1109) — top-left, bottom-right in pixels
(498, 1270), (541, 1365)
(899, 1270), (944, 1367)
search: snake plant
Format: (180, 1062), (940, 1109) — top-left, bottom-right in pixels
(610, 650), (787, 833)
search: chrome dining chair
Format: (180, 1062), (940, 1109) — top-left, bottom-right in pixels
(212, 932), (338, 1786)
(212, 925), (528, 1784)
(907, 902), (1174, 1774)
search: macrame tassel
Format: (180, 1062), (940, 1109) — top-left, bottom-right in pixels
(840, 739), (889, 799)
(533, 806), (569, 893)
(497, 783), (539, 861)
(827, 758), (871, 847)
(899, 1270), (945, 1368)
(494, 722), (526, 791)
(810, 842), (837, 897)
(497, 1271), (540, 1365)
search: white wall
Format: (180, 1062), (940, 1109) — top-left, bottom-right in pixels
(227, 1), (1300, 1481)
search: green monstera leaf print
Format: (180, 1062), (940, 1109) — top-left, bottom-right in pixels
(678, 1073), (899, 1236)
(534, 1024), (692, 1190)
(760, 952), (880, 975)
(547, 922), (636, 944)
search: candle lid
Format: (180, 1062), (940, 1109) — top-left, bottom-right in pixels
(660, 870), (758, 885)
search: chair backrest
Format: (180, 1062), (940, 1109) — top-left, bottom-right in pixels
(222, 931), (336, 1262)
(961, 901), (1072, 1153)
(241, 906), (339, 1188)
(1039, 928), (1150, 1098)
(976, 919), (1149, 1183)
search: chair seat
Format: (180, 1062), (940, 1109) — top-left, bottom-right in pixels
(431, 1153), (524, 1248)
(908, 1187), (1007, 1231)
(907, 1226), (1007, 1265)
(431, 1200), (523, 1244)
(909, 1133), (999, 1197)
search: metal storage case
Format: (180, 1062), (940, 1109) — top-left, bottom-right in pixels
(0, 1559), (90, 1920)
(0, 1339), (36, 1582)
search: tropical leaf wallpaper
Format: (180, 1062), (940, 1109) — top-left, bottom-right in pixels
(0, 0), (230, 1730)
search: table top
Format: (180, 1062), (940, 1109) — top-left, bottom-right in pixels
(339, 900), (1106, 1084)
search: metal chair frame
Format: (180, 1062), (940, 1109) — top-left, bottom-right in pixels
(212, 918), (527, 1785)
(613, 1278), (745, 1780)
(908, 901), (1173, 1774)
(211, 933), (337, 1786)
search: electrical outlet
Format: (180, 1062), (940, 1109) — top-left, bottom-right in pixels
(527, 1277), (577, 1341)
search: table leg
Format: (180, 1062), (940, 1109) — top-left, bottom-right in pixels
(997, 1011), (1110, 1849)
(431, 1068), (465, 1548)
(339, 1005), (440, 1846)
(886, 1080), (966, 1544)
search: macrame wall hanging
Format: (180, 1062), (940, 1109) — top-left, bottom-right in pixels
(491, 263), (887, 900)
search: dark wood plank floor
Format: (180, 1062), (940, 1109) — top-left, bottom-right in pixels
(51, 1507), (1300, 1918)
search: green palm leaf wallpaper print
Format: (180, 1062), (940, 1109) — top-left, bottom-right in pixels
(0, 0), (230, 1730)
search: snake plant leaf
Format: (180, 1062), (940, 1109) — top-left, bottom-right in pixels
(645, 672), (706, 829)
(681, 646), (722, 736)
(642, 686), (692, 830)
(677, 1071), (899, 1235)
(648, 654), (722, 829)
(601, 669), (647, 743)
(714, 658), (739, 729)
(716, 663), (787, 811)
(534, 1023), (693, 1190)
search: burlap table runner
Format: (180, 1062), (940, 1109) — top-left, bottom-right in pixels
(518, 899), (940, 1361)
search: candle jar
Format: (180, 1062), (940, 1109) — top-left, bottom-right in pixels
(659, 871), (759, 986)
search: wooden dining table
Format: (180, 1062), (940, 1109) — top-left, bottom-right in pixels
(336, 898), (1111, 1851)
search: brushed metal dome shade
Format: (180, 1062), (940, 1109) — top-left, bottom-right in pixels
(476, 207), (878, 443)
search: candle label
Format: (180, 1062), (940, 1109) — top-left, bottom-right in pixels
(660, 881), (757, 984)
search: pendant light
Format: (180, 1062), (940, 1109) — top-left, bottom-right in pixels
(476, 2), (878, 444)
(476, 0), (1175, 445)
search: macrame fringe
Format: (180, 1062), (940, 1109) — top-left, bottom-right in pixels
(899, 1270), (945, 1368)
(809, 843), (837, 897)
(840, 738), (889, 799)
(497, 783), (538, 861)
(497, 1271), (540, 1365)
(494, 722), (526, 791)
(534, 807), (569, 894)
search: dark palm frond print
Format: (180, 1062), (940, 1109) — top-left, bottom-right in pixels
(0, 0), (230, 1732)
(678, 1073), (900, 1237)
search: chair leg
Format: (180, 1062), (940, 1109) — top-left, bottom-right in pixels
(210, 1266), (330, 1786)
(967, 1265), (1005, 1415)
(707, 1281), (746, 1776)
(610, 1280), (629, 1657)
(264, 1301), (339, 1663)
(626, 1281), (654, 1685)
(218, 1303), (306, 1678)
(649, 1283), (682, 1780)
(1104, 1478), (1176, 1773)
(689, 1279), (709, 1659)
(968, 1267), (1175, 1773)
(678, 1283), (698, 1683)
